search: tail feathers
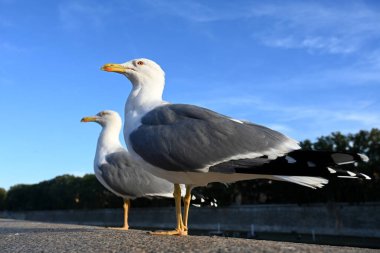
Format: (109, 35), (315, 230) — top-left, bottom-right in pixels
(287, 150), (369, 166)
(327, 167), (371, 180)
(228, 150), (370, 178)
(273, 166), (371, 189)
(274, 176), (328, 189)
(191, 192), (218, 207)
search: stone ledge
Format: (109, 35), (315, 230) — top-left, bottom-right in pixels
(0, 219), (378, 253)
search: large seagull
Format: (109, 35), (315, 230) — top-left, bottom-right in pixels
(101, 58), (370, 236)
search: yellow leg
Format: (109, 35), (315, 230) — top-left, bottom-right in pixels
(122, 199), (130, 229)
(174, 184), (185, 232)
(149, 184), (187, 236)
(182, 185), (192, 230)
(108, 199), (130, 230)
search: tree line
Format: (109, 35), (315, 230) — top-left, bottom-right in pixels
(1, 128), (379, 211)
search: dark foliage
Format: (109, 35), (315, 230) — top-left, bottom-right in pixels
(5, 174), (119, 211)
(4, 174), (174, 211)
(0, 188), (6, 210)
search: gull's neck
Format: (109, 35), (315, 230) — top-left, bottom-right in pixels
(123, 77), (166, 150)
(95, 123), (124, 167)
(125, 78), (165, 115)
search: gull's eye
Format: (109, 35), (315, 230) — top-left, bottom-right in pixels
(137, 61), (144, 65)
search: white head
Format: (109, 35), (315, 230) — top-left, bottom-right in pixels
(101, 58), (165, 102)
(81, 110), (122, 129)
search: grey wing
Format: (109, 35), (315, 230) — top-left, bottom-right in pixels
(130, 104), (300, 172)
(98, 162), (137, 198)
(100, 151), (174, 198)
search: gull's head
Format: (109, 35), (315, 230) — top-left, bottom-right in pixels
(81, 110), (122, 128)
(101, 58), (165, 88)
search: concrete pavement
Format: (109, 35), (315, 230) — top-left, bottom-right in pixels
(0, 219), (378, 253)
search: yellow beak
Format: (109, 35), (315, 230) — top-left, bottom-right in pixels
(81, 116), (98, 123)
(100, 63), (127, 73)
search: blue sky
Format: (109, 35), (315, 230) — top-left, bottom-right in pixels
(1, 0), (379, 190)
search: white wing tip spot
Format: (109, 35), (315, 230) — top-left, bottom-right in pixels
(358, 153), (369, 162)
(360, 173), (371, 180)
(338, 176), (358, 179)
(327, 167), (337, 174)
(285, 156), (296, 163)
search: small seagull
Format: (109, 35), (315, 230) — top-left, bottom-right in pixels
(81, 110), (182, 230)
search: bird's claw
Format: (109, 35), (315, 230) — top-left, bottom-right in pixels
(107, 226), (129, 231)
(148, 228), (188, 236)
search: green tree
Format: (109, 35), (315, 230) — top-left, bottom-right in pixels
(74, 174), (121, 209)
(5, 184), (31, 210)
(4, 174), (174, 211)
(0, 188), (6, 210)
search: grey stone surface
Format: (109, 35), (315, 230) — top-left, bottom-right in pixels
(2, 203), (380, 238)
(0, 219), (378, 253)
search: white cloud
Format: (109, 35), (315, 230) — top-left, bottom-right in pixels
(141, 1), (380, 56)
(141, 0), (250, 22)
(250, 1), (380, 55)
(191, 94), (379, 140)
(58, 1), (110, 30)
(290, 49), (380, 86)
(361, 50), (380, 70)
(262, 36), (357, 54)
(335, 112), (380, 127)
(265, 123), (295, 135)
(255, 99), (380, 129)
(196, 95), (262, 108)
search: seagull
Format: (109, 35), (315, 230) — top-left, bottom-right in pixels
(101, 58), (370, 235)
(81, 110), (183, 230)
